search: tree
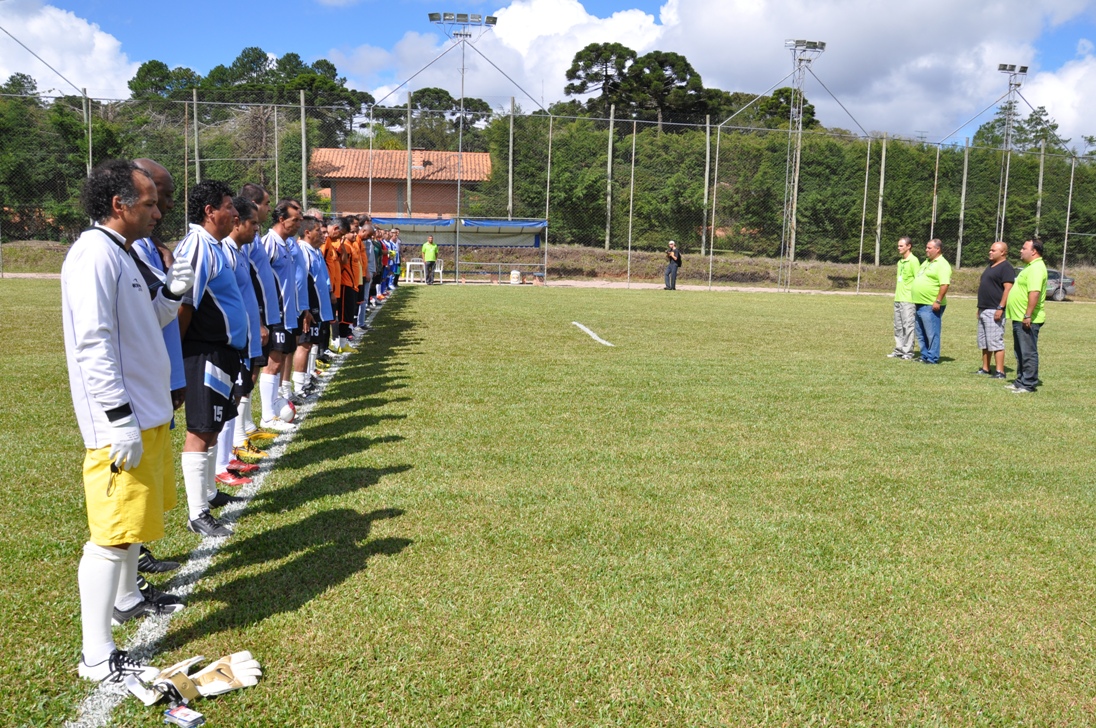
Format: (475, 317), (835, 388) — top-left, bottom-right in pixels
(757, 87), (819, 129)
(1, 72), (37, 96)
(623, 51), (703, 131)
(128, 61), (199, 99)
(376, 87), (493, 151)
(564, 42), (636, 118)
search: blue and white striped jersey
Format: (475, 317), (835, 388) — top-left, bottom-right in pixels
(175, 224), (248, 351)
(131, 237), (186, 391)
(300, 241), (335, 322)
(262, 229), (300, 328)
(246, 231), (282, 327)
(221, 238), (263, 360)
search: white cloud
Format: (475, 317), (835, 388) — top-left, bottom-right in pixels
(334, 0), (1096, 145)
(0, 0), (136, 98)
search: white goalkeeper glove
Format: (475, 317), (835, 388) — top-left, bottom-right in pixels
(164, 255), (194, 298)
(126, 652), (263, 706)
(108, 414), (143, 470)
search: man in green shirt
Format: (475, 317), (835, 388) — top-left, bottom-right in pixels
(889, 236), (919, 359)
(422, 235), (439, 285)
(910, 238), (952, 364)
(1004, 237), (1048, 393)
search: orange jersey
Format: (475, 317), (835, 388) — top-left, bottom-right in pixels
(341, 237), (361, 291)
(321, 237), (343, 301)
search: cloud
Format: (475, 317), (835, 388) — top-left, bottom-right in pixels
(0, 0), (136, 98)
(329, 0), (1096, 146)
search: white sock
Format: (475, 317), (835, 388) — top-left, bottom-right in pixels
(279, 383), (292, 401)
(308, 346), (318, 374)
(217, 421), (234, 473)
(79, 542), (125, 662)
(114, 543), (143, 611)
(181, 451), (209, 520)
(259, 373), (279, 420)
(205, 446), (218, 501)
(243, 395), (256, 433)
(235, 397), (250, 447)
(293, 371), (308, 394)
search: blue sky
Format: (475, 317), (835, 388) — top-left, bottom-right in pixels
(4, 0), (1096, 145)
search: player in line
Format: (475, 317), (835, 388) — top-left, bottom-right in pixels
(64, 160), (194, 681)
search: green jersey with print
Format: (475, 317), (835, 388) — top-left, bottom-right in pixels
(895, 254), (919, 302)
(911, 256), (952, 305)
(1006, 257), (1047, 324)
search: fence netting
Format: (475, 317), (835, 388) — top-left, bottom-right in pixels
(2, 90), (1094, 269)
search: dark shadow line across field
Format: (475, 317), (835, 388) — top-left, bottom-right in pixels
(164, 507), (411, 649)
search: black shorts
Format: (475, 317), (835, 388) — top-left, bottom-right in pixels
(298, 310), (321, 344)
(182, 342), (243, 434)
(238, 359), (256, 397)
(269, 324), (296, 353)
(251, 354), (268, 369)
(340, 290), (358, 325)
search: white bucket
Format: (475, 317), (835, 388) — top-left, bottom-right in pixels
(510, 269), (522, 285)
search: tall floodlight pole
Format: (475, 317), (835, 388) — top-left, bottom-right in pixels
(995, 63), (1028, 241)
(429, 12), (497, 282)
(779, 39), (825, 289)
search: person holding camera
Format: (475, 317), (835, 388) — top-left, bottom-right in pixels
(664, 240), (682, 290)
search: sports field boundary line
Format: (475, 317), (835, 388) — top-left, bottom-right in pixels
(572, 321), (614, 346)
(64, 300), (387, 728)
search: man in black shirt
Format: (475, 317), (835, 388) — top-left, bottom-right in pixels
(975, 241), (1015, 379)
(664, 240), (682, 290)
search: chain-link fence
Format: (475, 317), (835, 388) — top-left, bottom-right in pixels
(2, 90), (1094, 278)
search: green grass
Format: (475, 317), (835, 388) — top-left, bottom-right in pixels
(4, 279), (1096, 726)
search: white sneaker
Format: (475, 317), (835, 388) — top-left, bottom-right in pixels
(259, 416), (297, 432)
(78, 650), (159, 683)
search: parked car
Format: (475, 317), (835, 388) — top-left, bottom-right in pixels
(1047, 269), (1075, 301)
(1014, 267), (1075, 301)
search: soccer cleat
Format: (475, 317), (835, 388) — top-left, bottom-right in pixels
(233, 442), (269, 463)
(216, 471), (252, 487)
(336, 344), (354, 354)
(973, 368), (990, 375)
(315, 358), (331, 369)
(1010, 386), (1033, 394)
(886, 352), (901, 358)
(136, 575), (183, 608)
(245, 430), (278, 443)
(990, 371), (1006, 379)
(138, 546), (179, 574)
(209, 490), (246, 508)
(227, 459), (259, 475)
(187, 510), (232, 538)
(259, 415), (296, 432)
(112, 594), (184, 625)
(901, 354), (915, 360)
(78, 650), (159, 683)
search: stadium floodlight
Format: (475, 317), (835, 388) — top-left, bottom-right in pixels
(485, 15), (497, 25)
(443, 12), (455, 21)
(456, 13), (468, 22)
(1019, 65), (1029, 74)
(998, 63), (1008, 71)
(428, 12), (441, 21)
(470, 14), (482, 23)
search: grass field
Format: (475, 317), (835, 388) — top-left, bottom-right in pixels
(3, 279), (1096, 726)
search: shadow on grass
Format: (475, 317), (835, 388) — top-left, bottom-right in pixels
(166, 506), (410, 648)
(249, 463), (412, 515)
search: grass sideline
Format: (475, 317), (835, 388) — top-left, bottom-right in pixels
(4, 278), (1096, 725)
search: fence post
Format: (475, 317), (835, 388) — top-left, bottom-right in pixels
(874, 133), (887, 266)
(1035, 139), (1045, 237)
(273, 105), (280, 200)
(544, 115), (553, 284)
(368, 105), (374, 214)
(627, 120), (637, 288)
(406, 94), (413, 215)
(300, 90), (307, 209)
(605, 103), (615, 250)
(193, 88), (201, 183)
(83, 88), (92, 174)
(856, 138), (873, 294)
(508, 97), (514, 220)
(1062, 155), (1077, 278)
(930, 145), (941, 238)
(702, 115), (710, 257)
(708, 126), (722, 291)
(957, 138), (970, 269)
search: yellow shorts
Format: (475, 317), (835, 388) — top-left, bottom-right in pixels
(84, 422), (176, 546)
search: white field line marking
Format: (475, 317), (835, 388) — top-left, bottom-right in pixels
(571, 321), (614, 347)
(65, 302), (387, 728)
